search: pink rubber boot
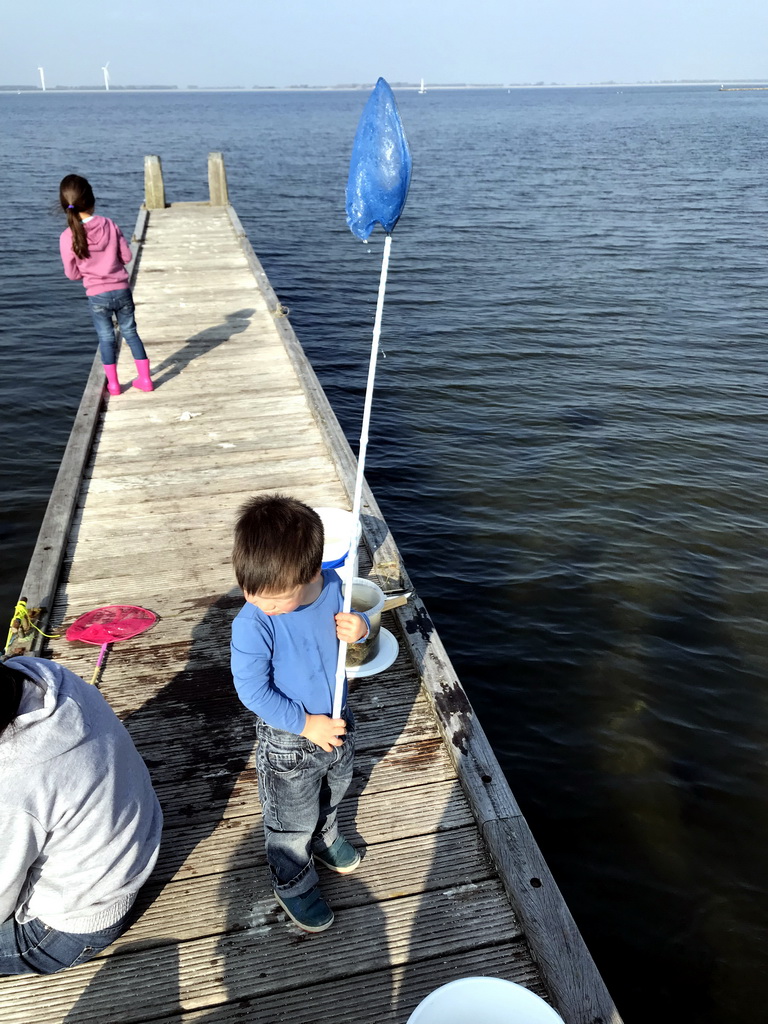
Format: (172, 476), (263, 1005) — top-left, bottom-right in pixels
(104, 364), (121, 396)
(132, 358), (154, 392)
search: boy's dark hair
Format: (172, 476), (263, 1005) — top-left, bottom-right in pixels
(59, 174), (96, 260)
(233, 495), (324, 595)
(0, 660), (26, 738)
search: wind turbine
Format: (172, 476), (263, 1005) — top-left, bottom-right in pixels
(102, 61), (110, 91)
(37, 66), (46, 91)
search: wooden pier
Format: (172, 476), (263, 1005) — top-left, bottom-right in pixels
(2, 155), (622, 1024)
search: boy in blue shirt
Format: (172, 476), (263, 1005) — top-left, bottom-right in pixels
(230, 494), (369, 933)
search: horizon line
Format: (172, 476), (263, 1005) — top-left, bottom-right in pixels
(3, 78), (767, 94)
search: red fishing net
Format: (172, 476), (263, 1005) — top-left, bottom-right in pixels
(65, 605), (157, 645)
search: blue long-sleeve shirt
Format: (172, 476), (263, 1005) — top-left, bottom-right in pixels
(230, 570), (366, 734)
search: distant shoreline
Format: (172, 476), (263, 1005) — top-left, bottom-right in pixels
(3, 80), (768, 95)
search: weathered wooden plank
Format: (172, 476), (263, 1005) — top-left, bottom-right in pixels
(105, 376), (297, 396)
(146, 204), (231, 219)
(136, 247), (249, 258)
(117, 695), (443, 783)
(115, 345), (284, 368)
(135, 260), (253, 275)
(116, 826), (496, 952)
(74, 460), (335, 504)
(132, 295), (264, 311)
(152, 786), (475, 883)
(81, 392), (315, 427)
(0, 882), (521, 1024)
(52, 637), (413, 707)
(135, 286), (265, 306)
(85, 431), (327, 464)
(111, 353), (300, 376)
(78, 431), (320, 461)
(134, 296), (271, 312)
(149, 750), (462, 831)
(76, 410), (314, 447)
(134, 277), (253, 294)
(80, 445), (330, 487)
(136, 267), (258, 284)
(154, 943), (547, 1024)
(36, 707), (434, 795)
(53, 638), (415, 707)
(86, 409), (320, 443)
(71, 486), (346, 528)
(62, 480), (347, 532)
(124, 326), (273, 346)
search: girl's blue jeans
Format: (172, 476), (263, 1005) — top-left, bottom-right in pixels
(87, 289), (147, 365)
(0, 913), (127, 975)
(256, 709), (355, 899)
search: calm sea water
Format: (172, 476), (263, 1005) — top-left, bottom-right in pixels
(3, 86), (768, 1023)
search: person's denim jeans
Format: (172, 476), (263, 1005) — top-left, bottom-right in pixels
(87, 288), (147, 365)
(256, 708), (356, 899)
(0, 914), (127, 975)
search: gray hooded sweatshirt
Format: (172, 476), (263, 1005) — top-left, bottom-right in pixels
(0, 657), (162, 933)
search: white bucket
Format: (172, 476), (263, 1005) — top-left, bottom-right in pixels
(343, 577), (385, 670)
(313, 507), (362, 580)
(406, 978), (565, 1024)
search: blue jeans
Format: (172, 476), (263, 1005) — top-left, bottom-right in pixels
(256, 709), (355, 898)
(87, 289), (147, 365)
(0, 914), (127, 975)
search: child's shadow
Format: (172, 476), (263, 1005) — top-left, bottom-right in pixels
(126, 591), (256, 894)
(150, 308), (256, 388)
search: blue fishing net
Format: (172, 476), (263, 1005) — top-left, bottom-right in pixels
(346, 77), (412, 240)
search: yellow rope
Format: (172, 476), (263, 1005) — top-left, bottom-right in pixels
(4, 600), (61, 653)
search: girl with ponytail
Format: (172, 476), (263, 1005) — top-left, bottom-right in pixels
(59, 175), (153, 395)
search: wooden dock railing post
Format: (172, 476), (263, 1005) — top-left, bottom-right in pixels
(208, 151), (229, 205)
(144, 154), (166, 209)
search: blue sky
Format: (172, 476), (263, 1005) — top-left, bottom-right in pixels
(4, 0), (768, 87)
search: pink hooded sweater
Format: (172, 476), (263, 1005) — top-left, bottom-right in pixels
(59, 216), (133, 296)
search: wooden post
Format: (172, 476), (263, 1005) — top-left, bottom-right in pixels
(144, 154), (166, 209)
(208, 151), (229, 206)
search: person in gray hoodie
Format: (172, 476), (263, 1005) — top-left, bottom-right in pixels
(0, 656), (162, 974)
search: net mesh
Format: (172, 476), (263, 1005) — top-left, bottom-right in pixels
(65, 605), (157, 645)
(345, 77), (412, 241)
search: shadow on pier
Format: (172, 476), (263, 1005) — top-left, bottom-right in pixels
(149, 308), (256, 388)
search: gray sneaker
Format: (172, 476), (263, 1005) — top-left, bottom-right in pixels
(314, 836), (362, 874)
(275, 885), (334, 932)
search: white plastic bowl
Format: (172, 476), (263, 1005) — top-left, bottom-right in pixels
(406, 977), (565, 1024)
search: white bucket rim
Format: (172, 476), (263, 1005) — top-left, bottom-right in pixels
(313, 507), (361, 567)
(406, 977), (565, 1024)
(343, 577), (385, 616)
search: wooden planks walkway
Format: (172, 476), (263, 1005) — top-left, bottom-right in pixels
(3, 160), (622, 1024)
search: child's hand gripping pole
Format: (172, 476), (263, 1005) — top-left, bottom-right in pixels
(332, 551), (356, 719)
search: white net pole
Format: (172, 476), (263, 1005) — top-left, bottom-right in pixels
(332, 233), (393, 718)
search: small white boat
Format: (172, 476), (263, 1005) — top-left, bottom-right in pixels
(418, 78), (426, 94)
